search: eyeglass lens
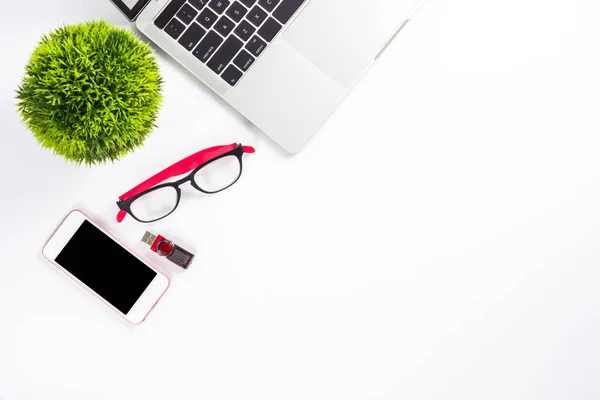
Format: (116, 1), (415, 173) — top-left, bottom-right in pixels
(193, 155), (241, 193)
(129, 186), (179, 222)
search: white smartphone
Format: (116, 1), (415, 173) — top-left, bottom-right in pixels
(42, 210), (170, 324)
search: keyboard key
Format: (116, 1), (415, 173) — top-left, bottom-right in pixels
(214, 16), (236, 36)
(273, 0), (305, 24)
(233, 50), (255, 71)
(207, 35), (243, 74)
(257, 17), (282, 42)
(208, 0), (230, 14)
(226, 2), (248, 22)
(247, 6), (268, 27)
(178, 22), (207, 51)
(258, 0), (280, 12)
(221, 65), (244, 86)
(189, 0), (208, 10)
(239, 0), (257, 8)
(245, 35), (267, 57)
(197, 8), (218, 29)
(176, 3), (198, 24)
(165, 18), (186, 39)
(193, 31), (224, 62)
(155, 0), (186, 29)
(234, 20), (256, 41)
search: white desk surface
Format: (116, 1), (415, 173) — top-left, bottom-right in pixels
(2, 1), (600, 399)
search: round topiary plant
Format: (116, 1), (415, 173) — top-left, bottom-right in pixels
(16, 20), (163, 165)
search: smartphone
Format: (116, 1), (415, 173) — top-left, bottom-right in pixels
(42, 210), (170, 324)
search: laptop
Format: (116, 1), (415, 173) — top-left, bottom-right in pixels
(111, 0), (425, 153)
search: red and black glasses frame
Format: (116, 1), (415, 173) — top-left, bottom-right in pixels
(116, 143), (255, 223)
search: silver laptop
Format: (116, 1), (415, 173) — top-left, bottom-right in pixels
(111, 0), (425, 153)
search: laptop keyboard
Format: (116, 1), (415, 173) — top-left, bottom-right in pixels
(154, 0), (307, 87)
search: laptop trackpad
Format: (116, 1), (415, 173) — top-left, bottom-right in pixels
(283, 0), (412, 87)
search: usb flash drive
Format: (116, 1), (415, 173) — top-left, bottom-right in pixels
(141, 231), (194, 270)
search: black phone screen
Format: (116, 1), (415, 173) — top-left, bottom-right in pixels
(54, 220), (157, 314)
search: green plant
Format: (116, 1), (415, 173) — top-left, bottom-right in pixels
(16, 20), (163, 165)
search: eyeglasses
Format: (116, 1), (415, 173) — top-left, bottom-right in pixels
(116, 143), (255, 223)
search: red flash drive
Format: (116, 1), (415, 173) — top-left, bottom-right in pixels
(141, 232), (194, 270)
